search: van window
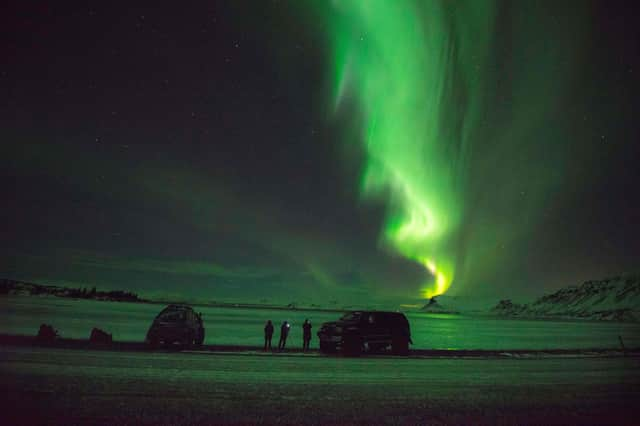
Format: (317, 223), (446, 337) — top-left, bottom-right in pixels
(159, 310), (185, 322)
(340, 312), (362, 322)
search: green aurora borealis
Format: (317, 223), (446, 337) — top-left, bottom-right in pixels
(1, 1), (639, 304)
(319, 0), (620, 299)
(326, 1), (494, 298)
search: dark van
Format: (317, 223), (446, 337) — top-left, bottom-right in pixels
(317, 311), (412, 355)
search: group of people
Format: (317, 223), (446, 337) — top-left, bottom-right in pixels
(263, 319), (312, 351)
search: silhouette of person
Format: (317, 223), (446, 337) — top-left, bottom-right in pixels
(264, 320), (274, 350)
(302, 319), (312, 352)
(278, 321), (290, 350)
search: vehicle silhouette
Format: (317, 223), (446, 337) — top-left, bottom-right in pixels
(317, 311), (412, 356)
(146, 304), (205, 348)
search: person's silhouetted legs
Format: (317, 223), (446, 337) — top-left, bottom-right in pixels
(302, 319), (312, 352)
(264, 320), (274, 351)
(278, 321), (290, 351)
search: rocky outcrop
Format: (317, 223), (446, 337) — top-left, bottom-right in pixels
(89, 327), (113, 345)
(491, 276), (640, 321)
(420, 297), (459, 314)
(490, 299), (527, 316)
(36, 324), (59, 343)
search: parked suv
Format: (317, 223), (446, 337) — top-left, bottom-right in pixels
(317, 311), (412, 355)
(146, 304), (205, 348)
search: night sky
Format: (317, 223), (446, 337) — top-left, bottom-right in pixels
(2, 1), (639, 305)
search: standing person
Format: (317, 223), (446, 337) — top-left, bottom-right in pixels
(302, 319), (312, 352)
(278, 321), (290, 350)
(264, 320), (274, 351)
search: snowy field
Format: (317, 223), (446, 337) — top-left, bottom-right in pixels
(1, 295), (638, 350)
(0, 345), (638, 425)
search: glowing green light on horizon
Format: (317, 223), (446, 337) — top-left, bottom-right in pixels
(326, 0), (492, 298)
(421, 257), (453, 299)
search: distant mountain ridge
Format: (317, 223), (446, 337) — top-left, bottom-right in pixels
(492, 275), (640, 321)
(0, 279), (146, 303)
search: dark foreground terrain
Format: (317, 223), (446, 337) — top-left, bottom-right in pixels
(0, 345), (638, 425)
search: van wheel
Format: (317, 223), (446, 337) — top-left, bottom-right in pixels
(342, 335), (363, 356)
(148, 337), (160, 350)
(195, 328), (205, 346)
(368, 343), (385, 354)
(392, 336), (409, 356)
(320, 341), (336, 353)
(182, 332), (194, 349)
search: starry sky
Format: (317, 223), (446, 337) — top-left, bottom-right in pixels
(2, 1), (639, 305)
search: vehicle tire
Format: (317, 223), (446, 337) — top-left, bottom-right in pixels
(368, 343), (384, 354)
(342, 335), (363, 356)
(182, 332), (194, 349)
(195, 328), (205, 346)
(391, 336), (409, 356)
(148, 337), (160, 350)
(319, 341), (336, 353)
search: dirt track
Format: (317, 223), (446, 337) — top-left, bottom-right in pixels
(1, 333), (635, 358)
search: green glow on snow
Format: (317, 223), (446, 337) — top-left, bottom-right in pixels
(327, 0), (493, 298)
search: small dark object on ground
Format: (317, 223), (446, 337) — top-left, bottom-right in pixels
(89, 327), (113, 345)
(36, 324), (59, 343)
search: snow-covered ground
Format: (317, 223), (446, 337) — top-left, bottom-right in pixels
(1, 345), (638, 425)
(1, 295), (639, 350)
